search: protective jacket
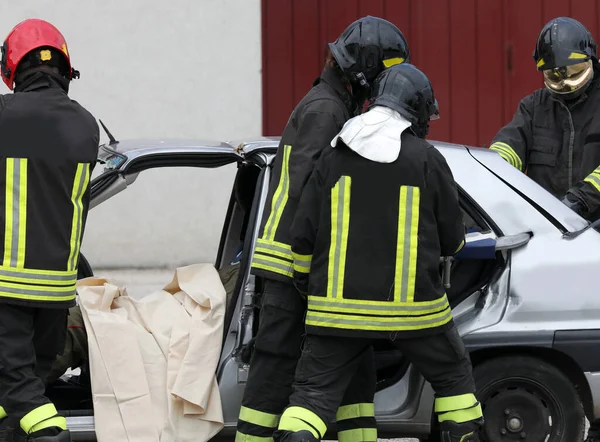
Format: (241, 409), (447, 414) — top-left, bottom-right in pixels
(490, 68), (600, 220)
(0, 75), (99, 308)
(251, 67), (357, 281)
(290, 131), (465, 339)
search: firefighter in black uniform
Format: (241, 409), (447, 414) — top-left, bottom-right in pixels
(490, 17), (600, 223)
(237, 16), (411, 442)
(275, 63), (484, 442)
(0, 19), (99, 442)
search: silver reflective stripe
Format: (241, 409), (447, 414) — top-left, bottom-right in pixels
(586, 174), (600, 188)
(400, 187), (414, 302)
(252, 257), (293, 275)
(9, 159), (21, 267)
(0, 284), (76, 297)
(329, 176), (350, 299)
(306, 307), (452, 329)
(0, 268), (76, 283)
(69, 166), (89, 270)
(4, 158), (27, 268)
(308, 295), (449, 314)
(256, 240), (293, 260)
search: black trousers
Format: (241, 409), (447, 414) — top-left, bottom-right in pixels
(237, 280), (377, 441)
(281, 326), (477, 438)
(0, 303), (67, 431)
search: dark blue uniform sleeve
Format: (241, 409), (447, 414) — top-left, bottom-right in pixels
(489, 95), (534, 173)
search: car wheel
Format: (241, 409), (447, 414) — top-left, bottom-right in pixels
(474, 355), (585, 442)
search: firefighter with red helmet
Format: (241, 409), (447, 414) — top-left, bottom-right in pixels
(0, 19), (99, 442)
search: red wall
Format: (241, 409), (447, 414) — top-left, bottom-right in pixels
(261, 0), (600, 147)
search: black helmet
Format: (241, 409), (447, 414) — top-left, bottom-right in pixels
(534, 17), (597, 70)
(329, 16), (410, 90)
(533, 17), (597, 99)
(367, 63), (439, 138)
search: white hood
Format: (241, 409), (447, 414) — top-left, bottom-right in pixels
(330, 106), (412, 163)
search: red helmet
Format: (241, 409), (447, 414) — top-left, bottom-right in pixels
(1, 19), (77, 90)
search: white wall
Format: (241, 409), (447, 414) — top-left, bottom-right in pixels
(0, 0), (262, 268)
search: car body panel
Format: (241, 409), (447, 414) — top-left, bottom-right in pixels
(67, 136), (600, 439)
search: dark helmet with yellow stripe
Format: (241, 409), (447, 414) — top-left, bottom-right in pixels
(329, 16), (410, 90)
(533, 17), (597, 99)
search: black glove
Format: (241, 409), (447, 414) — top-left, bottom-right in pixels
(561, 192), (587, 216)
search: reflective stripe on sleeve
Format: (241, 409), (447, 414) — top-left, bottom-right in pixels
(489, 142), (523, 171)
(263, 145), (291, 241)
(584, 168), (600, 193)
(251, 252), (293, 278)
(68, 163), (91, 271)
(292, 252), (312, 274)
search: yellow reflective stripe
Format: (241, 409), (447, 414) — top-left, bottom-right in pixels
(0, 266), (76, 286)
(20, 403), (60, 433)
(239, 406), (280, 428)
(569, 52), (588, 59)
(308, 293), (449, 308)
(255, 245), (293, 262)
(584, 171), (600, 192)
(263, 145), (291, 241)
(395, 186), (420, 303)
(0, 292), (75, 302)
(292, 252), (311, 274)
(338, 428), (378, 442)
(0, 405), (6, 419)
(30, 415), (67, 433)
(252, 253), (293, 278)
(235, 432), (273, 442)
(3, 158), (14, 266)
(455, 239), (465, 254)
(279, 406), (327, 439)
(3, 158), (28, 268)
(308, 294), (450, 317)
(383, 57), (405, 68)
(438, 403), (483, 424)
(536, 58), (545, 68)
(434, 393), (478, 413)
(16, 159), (27, 268)
(336, 403), (375, 421)
(306, 307), (452, 331)
(489, 142), (523, 171)
(327, 176), (351, 299)
(68, 163), (90, 271)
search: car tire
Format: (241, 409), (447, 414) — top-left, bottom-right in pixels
(474, 355), (585, 442)
(419, 355), (585, 442)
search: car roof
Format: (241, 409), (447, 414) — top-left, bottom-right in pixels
(96, 136), (588, 234)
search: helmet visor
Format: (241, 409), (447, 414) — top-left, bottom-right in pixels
(429, 98), (440, 120)
(543, 60), (593, 94)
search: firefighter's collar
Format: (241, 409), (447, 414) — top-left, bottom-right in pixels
(330, 106), (411, 163)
